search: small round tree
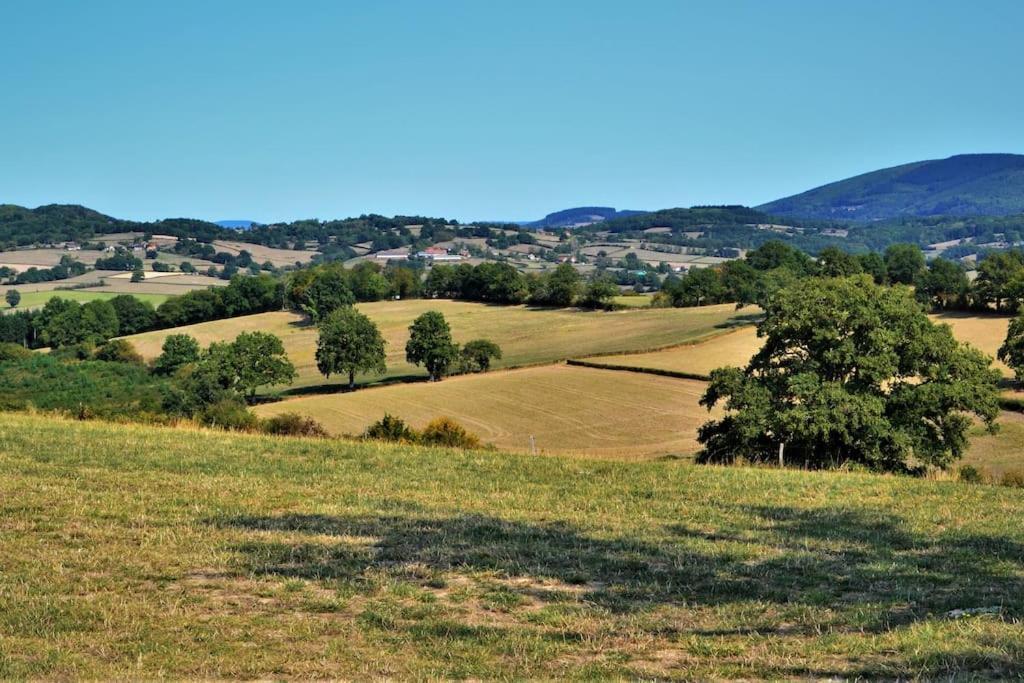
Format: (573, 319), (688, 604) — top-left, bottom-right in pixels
(316, 307), (387, 389)
(698, 275), (1000, 473)
(405, 311), (458, 381)
(460, 339), (502, 372)
(5, 289), (21, 309)
(153, 334), (201, 375)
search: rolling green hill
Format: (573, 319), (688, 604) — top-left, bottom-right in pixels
(759, 153), (1024, 221)
(1, 412), (1022, 678)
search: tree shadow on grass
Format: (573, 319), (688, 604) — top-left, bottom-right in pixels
(211, 505), (1023, 628)
(274, 373), (429, 399)
(714, 311), (763, 329)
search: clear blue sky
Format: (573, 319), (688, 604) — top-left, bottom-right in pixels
(3, 1), (1023, 223)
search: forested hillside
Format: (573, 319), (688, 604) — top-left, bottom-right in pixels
(760, 153), (1024, 220)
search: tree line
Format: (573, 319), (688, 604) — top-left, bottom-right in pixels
(0, 274), (283, 349)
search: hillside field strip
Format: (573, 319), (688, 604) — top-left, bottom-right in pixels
(588, 310), (1015, 378)
(254, 364), (720, 458)
(1, 289), (171, 310)
(121, 300), (753, 390)
(1, 412), (1022, 678)
(211, 240), (320, 267)
(1, 272), (226, 312)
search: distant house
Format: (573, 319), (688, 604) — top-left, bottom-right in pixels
(64, 242), (81, 251)
(375, 249), (410, 261)
(416, 247), (464, 261)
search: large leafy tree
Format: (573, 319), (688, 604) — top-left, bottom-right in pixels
(817, 246), (862, 277)
(998, 313), (1024, 382)
(405, 310), (459, 381)
(916, 257), (968, 309)
(286, 266), (355, 322)
(109, 294), (156, 335)
(316, 307), (387, 389)
(38, 298), (119, 347)
(883, 243), (926, 285)
(698, 275), (1000, 472)
(973, 251), (1024, 312)
(229, 331), (296, 401)
(538, 262), (581, 307)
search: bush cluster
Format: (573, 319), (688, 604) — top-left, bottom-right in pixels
(362, 414), (482, 449)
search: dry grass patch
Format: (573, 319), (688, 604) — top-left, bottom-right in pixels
(589, 311), (1015, 379)
(254, 364), (720, 459)
(212, 240), (319, 267)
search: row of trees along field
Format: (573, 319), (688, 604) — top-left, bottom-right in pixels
(656, 240), (1024, 313)
(0, 274), (282, 349)
(288, 260), (620, 315)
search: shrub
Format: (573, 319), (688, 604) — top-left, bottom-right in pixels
(94, 339), (145, 365)
(363, 414), (417, 443)
(49, 342), (96, 361)
(197, 398), (258, 432)
(1000, 470), (1024, 488)
(261, 413), (329, 437)
(419, 417), (481, 449)
(958, 465), (984, 484)
(0, 342), (32, 362)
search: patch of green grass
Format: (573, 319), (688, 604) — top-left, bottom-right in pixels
(0, 413), (1022, 678)
(2, 289), (170, 311)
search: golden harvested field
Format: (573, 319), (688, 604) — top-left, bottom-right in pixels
(212, 240), (319, 267)
(255, 364), (720, 459)
(931, 311), (1012, 376)
(590, 311), (1014, 378)
(593, 325), (763, 376)
(121, 300), (751, 390)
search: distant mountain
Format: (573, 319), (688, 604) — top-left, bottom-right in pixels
(215, 220), (259, 229)
(528, 206), (646, 228)
(759, 153), (1024, 221)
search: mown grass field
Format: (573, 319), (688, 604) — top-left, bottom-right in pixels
(0, 413), (1021, 678)
(593, 311), (1015, 378)
(254, 364), (719, 458)
(121, 300), (753, 391)
(1, 289), (171, 311)
(593, 325), (763, 378)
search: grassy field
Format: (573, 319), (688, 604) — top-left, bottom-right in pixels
(612, 293), (654, 308)
(254, 364), (719, 458)
(0, 412), (1022, 678)
(1, 289), (171, 311)
(121, 300), (754, 391)
(963, 412), (1024, 478)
